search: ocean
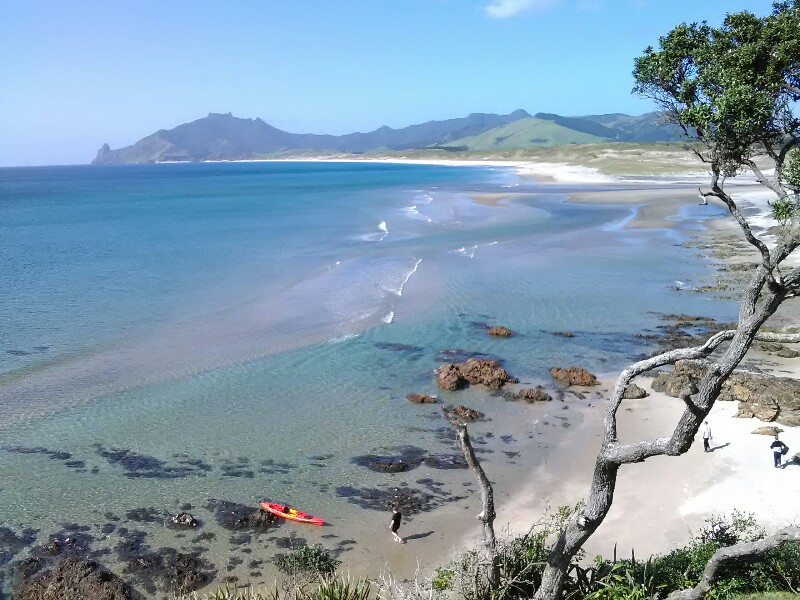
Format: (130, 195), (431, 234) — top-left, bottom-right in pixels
(0, 161), (734, 593)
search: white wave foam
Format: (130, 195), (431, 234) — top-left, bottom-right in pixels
(402, 205), (433, 223)
(382, 311), (395, 324)
(451, 241), (497, 259)
(414, 193), (434, 205)
(360, 221), (389, 242)
(396, 258), (422, 296)
(451, 245), (478, 259)
(328, 333), (359, 344)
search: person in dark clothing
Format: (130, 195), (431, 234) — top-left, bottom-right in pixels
(390, 506), (404, 543)
(771, 435), (788, 468)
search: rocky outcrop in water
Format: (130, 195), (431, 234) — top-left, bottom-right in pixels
(549, 367), (599, 387)
(435, 359), (517, 390)
(651, 360), (800, 426)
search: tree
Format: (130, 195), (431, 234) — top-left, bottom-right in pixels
(528, 3), (800, 599)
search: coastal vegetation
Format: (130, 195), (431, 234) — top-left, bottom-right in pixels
(432, 2), (800, 600)
(173, 509), (799, 599)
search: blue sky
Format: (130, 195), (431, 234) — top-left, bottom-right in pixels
(0, 0), (775, 166)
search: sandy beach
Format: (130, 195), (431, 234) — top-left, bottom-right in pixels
(351, 158), (800, 584)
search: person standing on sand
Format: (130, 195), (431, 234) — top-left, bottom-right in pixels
(701, 421), (712, 452)
(390, 506), (404, 544)
(771, 435), (788, 468)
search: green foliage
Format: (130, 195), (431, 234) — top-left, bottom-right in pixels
(173, 584), (281, 599)
(431, 565), (456, 592)
(301, 575), (372, 600)
(633, 2), (800, 177)
(275, 544), (341, 580)
(587, 513), (800, 599)
(780, 148), (800, 192)
(432, 504), (582, 600)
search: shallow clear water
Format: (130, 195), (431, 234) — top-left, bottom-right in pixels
(0, 162), (735, 593)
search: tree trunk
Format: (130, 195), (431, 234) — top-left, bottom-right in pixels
(533, 224), (799, 600)
(668, 526), (800, 599)
(444, 408), (500, 588)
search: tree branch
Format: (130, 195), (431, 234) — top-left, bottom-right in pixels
(783, 82), (800, 97)
(443, 408), (500, 587)
(745, 159), (784, 197)
(711, 182), (775, 281)
(668, 526), (800, 600)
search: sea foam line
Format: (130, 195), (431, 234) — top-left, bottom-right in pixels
(402, 205), (433, 223)
(328, 333), (359, 344)
(396, 258), (423, 297)
(451, 241), (498, 259)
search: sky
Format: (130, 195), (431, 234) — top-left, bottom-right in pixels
(0, 0), (777, 166)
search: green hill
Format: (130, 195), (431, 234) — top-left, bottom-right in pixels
(442, 117), (606, 150)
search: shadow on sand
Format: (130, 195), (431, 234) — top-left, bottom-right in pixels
(403, 531), (435, 542)
(708, 442), (731, 453)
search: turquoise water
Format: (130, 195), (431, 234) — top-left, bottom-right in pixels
(0, 162), (734, 592)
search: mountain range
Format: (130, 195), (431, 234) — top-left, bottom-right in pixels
(93, 110), (683, 164)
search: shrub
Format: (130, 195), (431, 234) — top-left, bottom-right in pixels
(300, 575), (372, 600)
(276, 544), (341, 579)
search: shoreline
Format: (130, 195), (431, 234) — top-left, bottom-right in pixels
(4, 159), (799, 597)
(423, 167), (800, 574)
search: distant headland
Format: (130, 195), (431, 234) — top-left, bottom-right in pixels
(92, 110), (683, 165)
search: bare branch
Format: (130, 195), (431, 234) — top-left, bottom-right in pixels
(668, 526), (800, 600)
(783, 82), (800, 96)
(745, 159), (784, 197)
(443, 408), (499, 587)
(711, 184), (774, 279)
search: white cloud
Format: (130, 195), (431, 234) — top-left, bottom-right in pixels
(484, 0), (560, 18)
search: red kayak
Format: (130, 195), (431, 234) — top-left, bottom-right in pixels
(260, 501), (325, 526)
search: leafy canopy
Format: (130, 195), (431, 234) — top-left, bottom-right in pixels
(632, 1), (800, 178)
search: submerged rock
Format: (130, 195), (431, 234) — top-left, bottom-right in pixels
(487, 326), (513, 337)
(511, 387), (552, 402)
(450, 405), (484, 421)
(353, 446), (426, 473)
(206, 499), (277, 531)
(14, 557), (134, 600)
(406, 393), (437, 404)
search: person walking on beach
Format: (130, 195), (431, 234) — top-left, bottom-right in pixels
(701, 421), (712, 452)
(771, 435), (789, 468)
(390, 506), (404, 544)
